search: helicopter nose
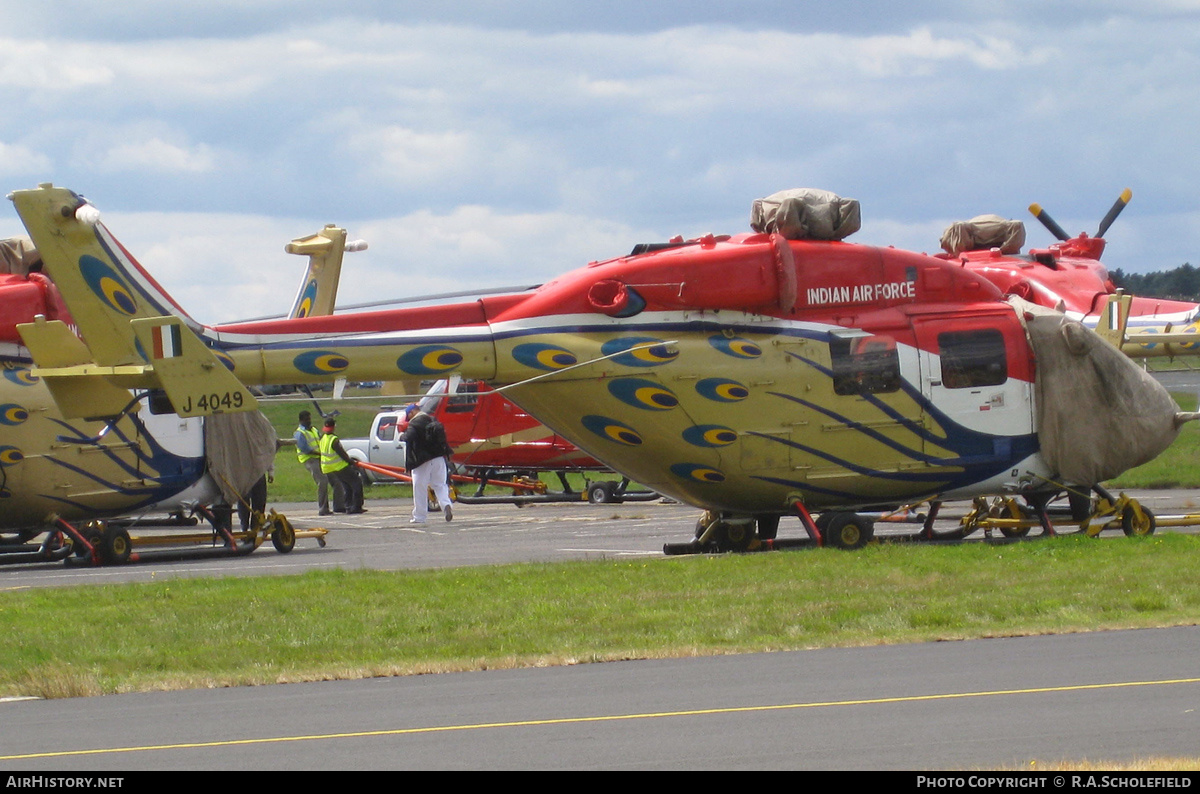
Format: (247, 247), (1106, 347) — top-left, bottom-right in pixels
(1018, 299), (1184, 486)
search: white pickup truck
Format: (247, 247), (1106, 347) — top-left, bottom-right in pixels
(340, 408), (408, 481)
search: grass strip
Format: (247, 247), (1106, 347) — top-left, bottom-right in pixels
(3, 533), (1199, 698)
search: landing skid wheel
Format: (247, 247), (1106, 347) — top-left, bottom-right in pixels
(713, 520), (755, 552)
(694, 512), (755, 552)
(1122, 505), (1156, 537)
(588, 482), (613, 504)
(100, 524), (132, 565)
(270, 517), (296, 553)
(73, 522), (104, 559)
(997, 500), (1032, 538)
(825, 513), (874, 550)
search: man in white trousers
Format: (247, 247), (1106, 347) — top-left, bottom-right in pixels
(400, 403), (455, 524)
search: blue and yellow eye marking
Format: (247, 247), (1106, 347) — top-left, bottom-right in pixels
(512, 343), (578, 371)
(670, 463), (726, 483)
(696, 378), (749, 402)
(80, 255), (137, 316)
(294, 279), (318, 318)
(581, 415), (643, 446)
(397, 345), (464, 375)
(600, 337), (678, 367)
(294, 350), (350, 375)
(2, 368), (38, 387)
(213, 350), (236, 372)
(0, 446), (24, 466)
(607, 378), (679, 411)
(708, 335), (762, 359)
(0, 404), (28, 425)
(1179, 326), (1200, 351)
(683, 425), (738, 447)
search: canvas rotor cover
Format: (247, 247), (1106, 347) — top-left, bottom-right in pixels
(0, 236), (41, 276)
(204, 410), (279, 504)
(940, 215), (1026, 256)
(750, 188), (861, 241)
(1009, 296), (1189, 486)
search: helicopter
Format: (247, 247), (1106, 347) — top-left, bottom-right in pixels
(939, 190), (1200, 356)
(9, 184), (1191, 552)
(0, 218), (362, 549)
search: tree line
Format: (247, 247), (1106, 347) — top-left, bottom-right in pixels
(1110, 263), (1200, 301)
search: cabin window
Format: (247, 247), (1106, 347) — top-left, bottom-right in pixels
(445, 382), (481, 413)
(374, 415), (399, 442)
(830, 334), (901, 396)
(938, 329), (1007, 388)
(147, 388), (175, 415)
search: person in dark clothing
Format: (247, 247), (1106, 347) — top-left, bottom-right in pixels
(400, 403), (454, 523)
(237, 469), (272, 531)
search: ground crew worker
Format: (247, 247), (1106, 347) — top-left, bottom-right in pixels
(319, 418), (365, 514)
(294, 410), (330, 515)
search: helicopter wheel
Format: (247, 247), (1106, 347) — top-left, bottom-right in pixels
(73, 523), (104, 559)
(998, 502), (1032, 538)
(712, 519), (756, 552)
(270, 517), (296, 553)
(825, 513), (874, 551)
(588, 482), (612, 504)
(1121, 505), (1156, 537)
(99, 525), (132, 565)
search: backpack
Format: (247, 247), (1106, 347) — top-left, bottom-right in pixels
(424, 418), (448, 453)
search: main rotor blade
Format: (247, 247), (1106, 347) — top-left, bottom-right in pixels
(1028, 203), (1071, 241)
(1096, 188), (1133, 238)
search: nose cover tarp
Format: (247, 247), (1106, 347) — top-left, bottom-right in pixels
(1011, 296), (1186, 486)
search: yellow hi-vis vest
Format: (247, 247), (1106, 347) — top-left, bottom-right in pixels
(296, 425), (321, 464)
(318, 432), (349, 474)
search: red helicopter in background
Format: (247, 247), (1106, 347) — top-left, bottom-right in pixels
(943, 190), (1200, 354)
(348, 378), (658, 505)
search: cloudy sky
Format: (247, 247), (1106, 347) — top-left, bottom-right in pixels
(1, 1), (1199, 322)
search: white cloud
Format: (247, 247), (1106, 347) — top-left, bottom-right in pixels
(0, 5), (1195, 284)
(97, 138), (216, 174)
(0, 141), (52, 176)
(0, 39), (114, 90)
(346, 126), (477, 185)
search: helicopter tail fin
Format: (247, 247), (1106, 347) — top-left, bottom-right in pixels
(285, 224), (365, 319)
(10, 184), (257, 418)
(1095, 291), (1131, 349)
(8, 183), (217, 367)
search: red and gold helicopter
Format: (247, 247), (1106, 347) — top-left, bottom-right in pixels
(0, 221), (356, 561)
(9, 184), (1191, 552)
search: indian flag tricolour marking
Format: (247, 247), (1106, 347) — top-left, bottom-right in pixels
(152, 324), (183, 359)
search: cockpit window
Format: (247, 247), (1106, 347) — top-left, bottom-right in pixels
(830, 334), (901, 396)
(938, 329), (1007, 388)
